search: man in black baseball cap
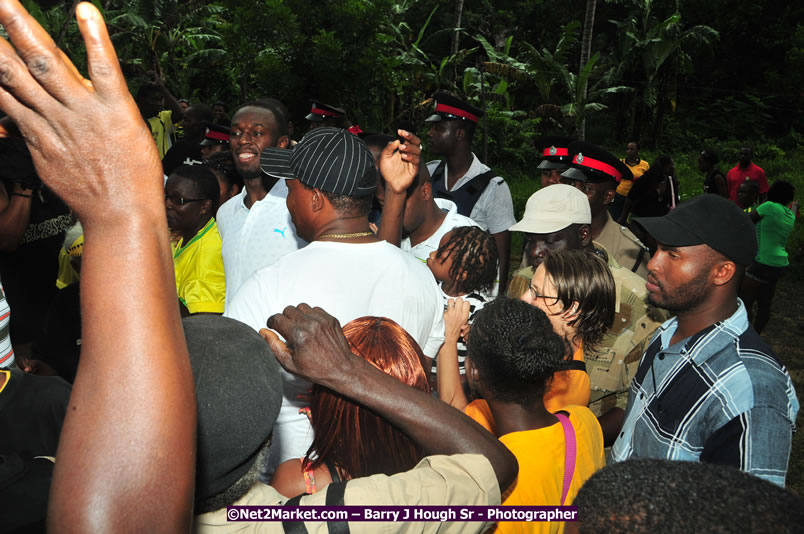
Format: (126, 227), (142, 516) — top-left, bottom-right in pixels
(535, 136), (574, 188)
(611, 194), (799, 487)
(225, 127), (445, 476)
(425, 91), (516, 294)
(560, 141), (649, 280)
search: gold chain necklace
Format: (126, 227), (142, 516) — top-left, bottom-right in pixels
(319, 231), (374, 239)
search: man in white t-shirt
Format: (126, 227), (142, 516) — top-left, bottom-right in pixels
(226, 127), (444, 473)
(216, 100), (306, 308)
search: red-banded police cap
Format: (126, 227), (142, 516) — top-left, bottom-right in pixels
(425, 91), (483, 123)
(562, 141), (633, 184)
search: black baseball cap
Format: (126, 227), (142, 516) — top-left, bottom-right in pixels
(562, 141), (633, 184)
(260, 127), (377, 197)
(633, 194), (758, 265)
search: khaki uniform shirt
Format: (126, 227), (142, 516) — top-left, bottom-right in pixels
(506, 247), (666, 417)
(194, 454), (499, 533)
(595, 212), (649, 280)
(586, 245), (666, 417)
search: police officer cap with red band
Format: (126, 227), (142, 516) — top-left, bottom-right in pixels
(424, 91), (483, 123)
(561, 141), (633, 184)
(535, 136), (575, 171)
(200, 122), (231, 146)
(305, 100), (347, 122)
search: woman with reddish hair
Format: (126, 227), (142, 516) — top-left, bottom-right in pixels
(269, 316), (431, 495)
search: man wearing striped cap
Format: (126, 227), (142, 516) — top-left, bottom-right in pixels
(425, 91), (516, 294)
(225, 127), (444, 476)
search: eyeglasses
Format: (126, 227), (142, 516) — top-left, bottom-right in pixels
(526, 282), (559, 302)
(165, 193), (206, 206)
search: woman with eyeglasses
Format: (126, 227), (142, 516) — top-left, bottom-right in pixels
(165, 164), (226, 316)
(449, 249), (615, 436)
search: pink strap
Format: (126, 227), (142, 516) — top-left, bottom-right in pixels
(556, 413), (576, 506)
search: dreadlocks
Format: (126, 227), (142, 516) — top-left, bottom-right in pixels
(435, 226), (498, 295)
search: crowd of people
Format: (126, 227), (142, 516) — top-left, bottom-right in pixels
(0, 2), (802, 533)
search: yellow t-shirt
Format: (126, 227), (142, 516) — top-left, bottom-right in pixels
(465, 399), (497, 435)
(172, 218), (225, 314)
(543, 345), (589, 412)
(495, 405), (605, 534)
(464, 346), (590, 435)
(616, 158), (650, 196)
(148, 109), (175, 159)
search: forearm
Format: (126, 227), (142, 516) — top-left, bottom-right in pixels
(160, 85), (184, 121)
(327, 352), (516, 488)
(436, 338), (468, 410)
(492, 230), (510, 293)
(376, 189), (405, 247)
(50, 212), (195, 532)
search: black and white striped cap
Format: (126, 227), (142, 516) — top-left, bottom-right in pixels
(260, 127), (376, 196)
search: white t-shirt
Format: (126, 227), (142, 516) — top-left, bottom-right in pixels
(401, 198), (479, 264)
(225, 240), (445, 472)
(426, 154), (517, 234)
(217, 180), (306, 309)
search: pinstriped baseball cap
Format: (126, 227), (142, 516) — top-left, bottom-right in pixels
(260, 127), (377, 196)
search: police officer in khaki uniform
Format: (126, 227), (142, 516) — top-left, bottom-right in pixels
(506, 184), (665, 446)
(560, 141), (650, 280)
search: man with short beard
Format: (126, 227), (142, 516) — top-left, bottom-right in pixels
(611, 194), (799, 487)
(216, 99), (306, 308)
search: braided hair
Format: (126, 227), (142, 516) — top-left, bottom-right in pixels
(434, 226), (498, 295)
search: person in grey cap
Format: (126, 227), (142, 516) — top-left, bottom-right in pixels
(611, 194), (799, 487)
(226, 126), (444, 476)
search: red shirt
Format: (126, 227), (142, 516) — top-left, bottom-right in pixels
(726, 162), (768, 202)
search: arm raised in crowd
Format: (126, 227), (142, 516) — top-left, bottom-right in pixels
(376, 129), (420, 246)
(263, 303), (518, 491)
(0, 2), (195, 532)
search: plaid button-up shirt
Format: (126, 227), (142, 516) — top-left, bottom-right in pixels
(611, 299), (799, 486)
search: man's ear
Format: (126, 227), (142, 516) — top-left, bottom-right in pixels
(311, 188), (325, 213)
(603, 188), (616, 205)
(578, 224), (592, 247)
(277, 135), (290, 149)
(200, 199), (213, 217)
(711, 260), (737, 287)
(454, 126), (465, 144)
(421, 181), (433, 201)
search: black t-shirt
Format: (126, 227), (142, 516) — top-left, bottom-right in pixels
(0, 184), (71, 343)
(0, 454), (53, 533)
(0, 369), (71, 457)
